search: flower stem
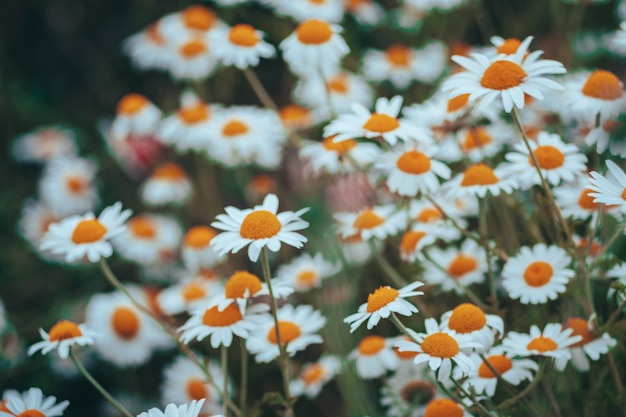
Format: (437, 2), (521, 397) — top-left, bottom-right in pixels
(478, 197), (498, 313)
(240, 338), (248, 417)
(222, 345), (229, 417)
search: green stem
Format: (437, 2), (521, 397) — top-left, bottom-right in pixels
(240, 338), (248, 417)
(243, 68), (278, 111)
(494, 362), (544, 410)
(222, 345), (229, 417)
(478, 197), (498, 313)
(389, 313), (419, 343)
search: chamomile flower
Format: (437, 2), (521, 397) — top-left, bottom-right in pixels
(564, 317), (617, 371)
(290, 355), (342, 399)
(0, 388), (69, 417)
(335, 204), (407, 241)
(421, 398), (471, 417)
(336, 232), (380, 265)
(212, 270), (293, 313)
(111, 94), (161, 141)
(123, 21), (170, 71)
(324, 96), (433, 145)
(246, 304), (325, 363)
(489, 36), (524, 56)
(11, 126), (78, 164)
(158, 93), (217, 152)
(586, 118), (626, 158)
(210, 24), (275, 69)
(141, 163), (193, 207)
(275, 252), (341, 292)
(344, 281), (424, 332)
(39, 157), (99, 217)
(167, 35), (219, 81)
(502, 323), (582, 371)
(136, 399), (205, 417)
(158, 6), (223, 44)
(272, 0), (345, 23)
(28, 320), (97, 359)
(18, 199), (63, 261)
(502, 243), (574, 304)
(279, 104), (316, 131)
(554, 178), (605, 220)
(112, 214), (182, 265)
(455, 122), (516, 162)
(40, 202), (132, 263)
(380, 370), (439, 417)
(440, 304), (504, 351)
(588, 160), (626, 214)
(299, 135), (379, 175)
(560, 70), (626, 122)
(181, 226), (225, 272)
(279, 18), (349, 79)
(157, 275), (223, 316)
(345, 0), (385, 26)
(443, 36), (566, 112)
(210, 194), (310, 262)
(396, 318), (480, 381)
(398, 226), (438, 263)
(407, 199), (465, 241)
(444, 163), (518, 198)
(349, 335), (398, 379)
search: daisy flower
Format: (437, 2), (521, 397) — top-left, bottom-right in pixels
(396, 318), (480, 381)
(380, 369), (440, 417)
(157, 275), (223, 316)
(440, 303), (504, 351)
(210, 194), (309, 262)
(123, 21), (170, 71)
(28, 320), (97, 359)
(554, 177), (605, 220)
(421, 398), (471, 417)
(18, 199), (63, 261)
(489, 36), (524, 56)
(290, 355), (342, 399)
(279, 18), (349, 79)
(349, 335), (398, 379)
(335, 204), (407, 241)
(443, 36), (566, 112)
(344, 0), (385, 26)
(588, 160), (626, 214)
(502, 131), (587, 188)
(564, 317), (617, 371)
(502, 243), (574, 304)
(245, 304), (326, 363)
(407, 199), (466, 242)
(560, 69), (626, 122)
(336, 232), (380, 265)
(0, 388), (69, 417)
(502, 323), (582, 371)
(112, 214), (182, 265)
(398, 226), (438, 263)
(585, 118), (626, 158)
(274, 252), (341, 292)
(167, 35), (219, 81)
(158, 6), (223, 44)
(39, 157), (99, 217)
(444, 163), (518, 198)
(40, 202), (132, 263)
(324, 95), (433, 146)
(212, 270), (293, 313)
(111, 93), (161, 141)
(136, 399), (205, 417)
(279, 104), (316, 131)
(11, 126), (78, 164)
(344, 281), (424, 332)
(181, 225), (225, 272)
(299, 135), (379, 175)
(158, 93), (218, 152)
(271, 0), (345, 23)
(210, 24), (275, 69)
(455, 122), (516, 162)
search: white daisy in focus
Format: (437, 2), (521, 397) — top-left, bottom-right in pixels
(440, 303), (504, 352)
(444, 163), (518, 199)
(210, 24), (275, 69)
(28, 320), (97, 359)
(11, 126), (78, 164)
(141, 163), (193, 207)
(0, 388), (69, 417)
(112, 214), (182, 265)
(275, 252), (341, 292)
(40, 202), (132, 263)
(349, 334), (398, 379)
(588, 160), (626, 214)
(564, 317), (617, 371)
(212, 270), (293, 313)
(111, 93), (161, 141)
(299, 135), (379, 175)
(560, 69), (626, 122)
(335, 204), (407, 241)
(181, 226), (225, 272)
(210, 194), (309, 262)
(290, 355), (342, 399)
(136, 399), (205, 417)
(39, 157), (99, 217)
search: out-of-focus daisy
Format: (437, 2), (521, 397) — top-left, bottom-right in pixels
(158, 274), (223, 316)
(181, 226), (225, 272)
(39, 157), (99, 217)
(280, 18), (349, 79)
(324, 95), (433, 145)
(407, 199), (466, 241)
(210, 194), (309, 262)
(167, 35), (219, 81)
(605, 21), (626, 55)
(159, 6), (223, 43)
(585, 118), (626, 158)
(554, 177), (606, 220)
(396, 318), (480, 381)
(444, 36), (566, 112)
(502, 243), (574, 304)
(158, 93), (217, 152)
(335, 204), (406, 241)
(299, 135), (379, 175)
(290, 355), (342, 399)
(564, 317), (617, 371)
(275, 252), (341, 292)
(161, 356), (223, 416)
(112, 214), (182, 265)
(18, 199), (63, 261)
(398, 226), (438, 263)
(136, 399), (205, 417)
(560, 70), (626, 122)
(455, 122), (516, 162)
(40, 202), (131, 263)
(379, 364), (439, 417)
(28, 320), (97, 359)
(489, 36), (523, 56)
(12, 126), (78, 164)
(123, 21), (170, 71)
(246, 304), (325, 363)
(344, 281), (424, 332)
(349, 335), (397, 379)
(503, 131), (587, 188)
(279, 104), (316, 131)
(344, 0), (385, 26)
(363, 42), (446, 89)
(336, 232), (380, 265)
(141, 162), (193, 207)
(111, 93), (161, 141)
(440, 303), (504, 351)
(0, 388), (69, 417)
(272, 0), (345, 23)
(212, 270), (293, 313)
(444, 163), (518, 198)
(502, 323), (582, 371)
(210, 24), (275, 69)
(588, 160), (626, 214)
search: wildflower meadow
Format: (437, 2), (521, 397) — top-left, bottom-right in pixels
(3, 0), (626, 416)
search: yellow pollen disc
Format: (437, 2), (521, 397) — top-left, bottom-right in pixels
(396, 150), (432, 175)
(353, 209), (385, 229)
(128, 216), (156, 239)
(202, 304), (243, 327)
(578, 189), (600, 210)
(147, 23), (165, 45)
(400, 381), (436, 405)
(460, 163), (499, 186)
(111, 307), (140, 340)
(478, 354), (513, 378)
(523, 261), (553, 287)
(186, 378), (209, 400)
(423, 398), (463, 417)
(267, 321), (302, 345)
(447, 303), (487, 333)
(447, 255), (478, 278)
(178, 103), (209, 124)
(462, 127), (492, 151)
(366, 286), (400, 313)
(71, 219), (107, 244)
(180, 40), (207, 58)
(386, 45), (411, 66)
(400, 230), (426, 254)
(480, 60), (527, 90)
(526, 335), (558, 352)
(447, 94), (470, 112)
(327, 74), (349, 93)
(48, 320), (82, 341)
(420, 332), (460, 358)
(496, 38), (521, 55)
(417, 208), (442, 223)
(358, 335), (386, 355)
(184, 226), (217, 249)
(228, 24), (259, 47)
(581, 70), (624, 100)
(66, 176), (86, 194)
(16, 411), (46, 417)
(224, 271), (263, 298)
(152, 162), (187, 180)
(117, 93), (147, 115)
(322, 135), (357, 155)
(240, 210), (282, 239)
(565, 317), (594, 347)
(182, 6), (216, 31)
(529, 145), (565, 170)
(363, 113), (400, 133)
(302, 363), (324, 384)
(222, 119), (249, 137)
(182, 283), (206, 302)
(296, 19), (333, 45)
(297, 269), (318, 286)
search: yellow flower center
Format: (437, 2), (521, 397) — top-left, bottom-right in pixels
(182, 6), (217, 31)
(529, 145), (565, 170)
(66, 176), (87, 194)
(186, 378), (209, 400)
(182, 283), (207, 302)
(267, 321), (302, 345)
(478, 354), (513, 378)
(353, 209), (385, 229)
(496, 38), (521, 55)
(565, 317), (593, 348)
(180, 40), (207, 58)
(279, 104), (311, 127)
(128, 216), (156, 239)
(228, 24), (259, 47)
(578, 189), (600, 210)
(581, 70), (623, 100)
(366, 286), (399, 312)
(202, 304), (243, 327)
(362, 113), (400, 133)
(447, 94), (470, 112)
(523, 261), (553, 287)
(224, 271), (263, 299)
(460, 163), (499, 186)
(297, 269), (318, 286)
(111, 307), (140, 340)
(240, 210), (282, 239)
(447, 255), (478, 278)
(420, 332), (460, 358)
(526, 335), (558, 352)
(400, 230), (426, 254)
(117, 93), (147, 115)
(423, 398), (463, 417)
(396, 150), (432, 175)
(222, 119), (249, 137)
(447, 303), (487, 333)
(462, 126), (492, 151)
(417, 208), (442, 223)
(358, 335), (386, 355)
(296, 19), (333, 45)
(301, 363), (324, 384)
(322, 135), (357, 155)
(480, 60), (527, 90)
(71, 219), (108, 244)
(386, 45), (411, 66)
(152, 162), (187, 180)
(16, 411), (46, 417)
(179, 103), (209, 124)
(48, 320), (83, 341)
(184, 226), (216, 248)
(327, 73), (349, 93)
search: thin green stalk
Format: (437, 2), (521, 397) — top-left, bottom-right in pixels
(240, 338), (248, 417)
(222, 346), (229, 417)
(494, 362), (544, 410)
(389, 313), (419, 343)
(478, 197), (498, 313)
(243, 68), (278, 111)
(607, 351), (624, 395)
